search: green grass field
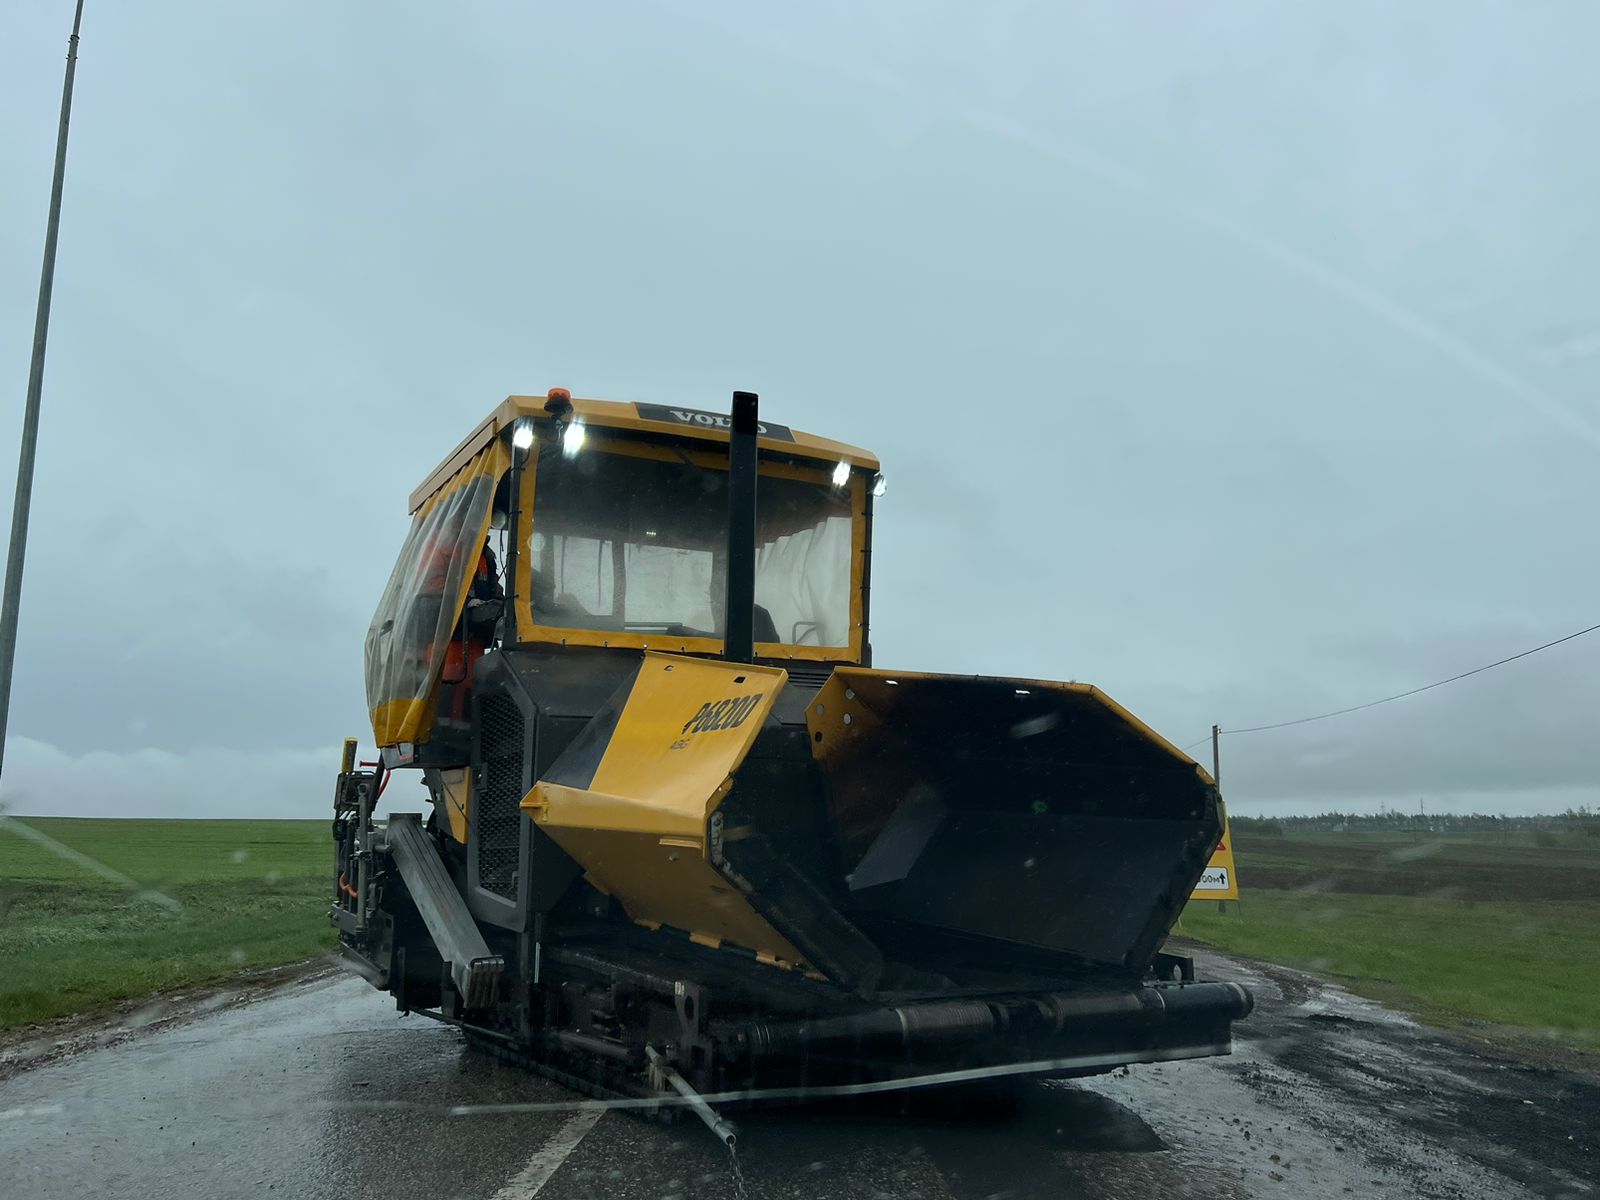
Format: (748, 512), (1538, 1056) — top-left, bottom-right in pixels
(0, 817), (335, 1030)
(1180, 830), (1600, 1052)
(4, 817), (1596, 1056)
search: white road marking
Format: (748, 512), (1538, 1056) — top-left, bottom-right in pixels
(490, 1107), (605, 1199)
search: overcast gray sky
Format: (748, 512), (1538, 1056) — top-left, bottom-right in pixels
(2, 1), (1596, 820)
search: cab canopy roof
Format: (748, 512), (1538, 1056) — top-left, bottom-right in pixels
(410, 394), (880, 514)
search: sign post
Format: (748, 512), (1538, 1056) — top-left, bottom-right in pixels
(1191, 723), (1241, 906)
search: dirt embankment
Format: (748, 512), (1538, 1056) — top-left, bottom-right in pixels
(1238, 835), (1600, 901)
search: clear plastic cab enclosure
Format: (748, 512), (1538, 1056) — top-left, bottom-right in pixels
(364, 395), (880, 746)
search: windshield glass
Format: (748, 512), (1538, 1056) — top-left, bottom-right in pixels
(526, 437), (855, 650)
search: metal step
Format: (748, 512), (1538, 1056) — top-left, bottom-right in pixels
(386, 813), (504, 1008)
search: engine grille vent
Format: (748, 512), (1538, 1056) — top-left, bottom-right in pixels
(476, 692), (526, 899)
(781, 663), (835, 688)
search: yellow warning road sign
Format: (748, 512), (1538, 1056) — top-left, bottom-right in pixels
(1191, 804), (1240, 901)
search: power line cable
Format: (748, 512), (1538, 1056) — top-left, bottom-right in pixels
(1207, 618), (1600, 740)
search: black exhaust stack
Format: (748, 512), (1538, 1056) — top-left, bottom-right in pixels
(724, 391), (759, 662)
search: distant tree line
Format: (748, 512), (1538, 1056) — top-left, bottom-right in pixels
(1231, 807), (1599, 837)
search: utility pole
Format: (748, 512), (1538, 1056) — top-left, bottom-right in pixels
(0, 0), (87, 787)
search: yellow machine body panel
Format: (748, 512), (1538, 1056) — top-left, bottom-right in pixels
(409, 396), (879, 515)
(524, 653), (807, 966)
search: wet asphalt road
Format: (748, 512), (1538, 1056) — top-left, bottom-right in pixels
(1, 949), (1594, 1200)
